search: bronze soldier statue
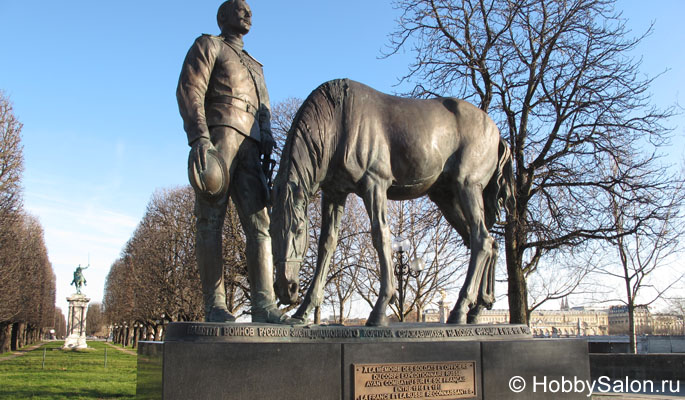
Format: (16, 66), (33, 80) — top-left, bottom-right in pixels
(177, 0), (288, 323)
(70, 264), (88, 295)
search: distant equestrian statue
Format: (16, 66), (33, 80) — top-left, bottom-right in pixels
(70, 264), (89, 294)
(270, 79), (515, 327)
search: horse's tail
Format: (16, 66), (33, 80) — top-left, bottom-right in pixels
(483, 136), (516, 228)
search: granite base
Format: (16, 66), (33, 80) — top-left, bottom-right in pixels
(136, 322), (590, 400)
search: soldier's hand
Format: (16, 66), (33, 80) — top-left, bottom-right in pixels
(191, 137), (213, 172)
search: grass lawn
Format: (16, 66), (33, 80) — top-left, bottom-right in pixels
(0, 340), (137, 399)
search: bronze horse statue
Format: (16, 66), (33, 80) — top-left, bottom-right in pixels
(70, 264), (88, 295)
(271, 79), (514, 326)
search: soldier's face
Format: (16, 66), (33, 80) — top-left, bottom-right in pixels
(225, 0), (252, 35)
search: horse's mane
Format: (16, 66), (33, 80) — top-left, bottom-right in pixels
(274, 79), (349, 199)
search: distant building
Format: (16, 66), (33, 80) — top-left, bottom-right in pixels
(608, 305), (685, 335)
(422, 309), (441, 323)
(652, 313), (685, 335)
(478, 308), (609, 336)
(608, 305), (649, 335)
(331, 300), (683, 335)
(528, 308), (609, 336)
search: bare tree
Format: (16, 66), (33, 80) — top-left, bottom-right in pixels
(0, 95), (54, 348)
(526, 245), (599, 316)
(0, 92), (25, 350)
(103, 259), (135, 344)
(271, 97), (303, 160)
(54, 308), (66, 339)
(355, 198), (466, 322)
(86, 303), (104, 337)
(0, 91), (23, 236)
(599, 174), (685, 353)
(386, 0), (675, 323)
(103, 185), (252, 340)
(0, 214), (54, 350)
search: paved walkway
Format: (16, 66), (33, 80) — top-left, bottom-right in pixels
(0, 341), (46, 362)
(103, 341), (137, 356)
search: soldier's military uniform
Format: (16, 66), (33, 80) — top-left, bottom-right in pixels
(177, 34), (279, 322)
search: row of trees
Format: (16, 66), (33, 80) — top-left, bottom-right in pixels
(0, 92), (59, 353)
(103, 185), (254, 346)
(104, 186), (204, 346)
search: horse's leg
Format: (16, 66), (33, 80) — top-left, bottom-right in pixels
(293, 192), (347, 322)
(429, 190), (476, 321)
(448, 182), (495, 324)
(360, 178), (393, 327)
(466, 241), (498, 324)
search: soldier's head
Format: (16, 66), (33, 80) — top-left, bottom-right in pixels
(217, 0), (252, 36)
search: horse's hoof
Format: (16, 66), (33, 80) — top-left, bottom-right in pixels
(389, 291), (398, 305)
(252, 306), (300, 325)
(466, 305), (484, 324)
(283, 316), (307, 325)
(446, 310), (467, 325)
(365, 313), (389, 327)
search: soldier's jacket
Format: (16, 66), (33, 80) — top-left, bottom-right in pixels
(177, 34), (272, 145)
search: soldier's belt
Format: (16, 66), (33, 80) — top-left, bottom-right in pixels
(209, 95), (258, 115)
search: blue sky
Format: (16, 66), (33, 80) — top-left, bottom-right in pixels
(0, 0), (683, 315)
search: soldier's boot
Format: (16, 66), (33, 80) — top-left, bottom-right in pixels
(247, 238), (299, 324)
(197, 227), (235, 323)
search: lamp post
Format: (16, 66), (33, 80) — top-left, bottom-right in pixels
(392, 237), (425, 322)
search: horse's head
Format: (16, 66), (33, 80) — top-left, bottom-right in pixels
(271, 180), (309, 305)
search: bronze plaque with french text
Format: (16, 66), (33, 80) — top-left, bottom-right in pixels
(353, 361), (476, 400)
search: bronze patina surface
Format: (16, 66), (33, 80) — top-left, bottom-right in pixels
(177, 0), (288, 324)
(270, 79), (515, 327)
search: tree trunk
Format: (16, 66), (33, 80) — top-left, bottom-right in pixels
(314, 307), (321, 324)
(628, 302), (637, 354)
(0, 323), (11, 353)
(506, 224), (529, 325)
(10, 323), (20, 351)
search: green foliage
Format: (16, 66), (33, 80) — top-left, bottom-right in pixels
(0, 341), (137, 399)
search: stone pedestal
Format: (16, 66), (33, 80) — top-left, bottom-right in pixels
(137, 322), (591, 400)
(63, 293), (90, 349)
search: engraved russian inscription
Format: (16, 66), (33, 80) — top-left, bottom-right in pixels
(353, 361), (476, 400)
(174, 322), (532, 343)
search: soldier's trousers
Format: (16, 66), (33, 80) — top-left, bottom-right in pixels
(193, 125), (276, 317)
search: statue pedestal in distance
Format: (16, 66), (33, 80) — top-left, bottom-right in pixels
(136, 323), (591, 399)
(63, 294), (90, 349)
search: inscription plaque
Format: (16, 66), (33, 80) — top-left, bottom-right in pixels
(353, 361), (476, 400)
(166, 322), (532, 343)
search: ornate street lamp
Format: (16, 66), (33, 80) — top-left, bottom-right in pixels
(392, 237), (425, 322)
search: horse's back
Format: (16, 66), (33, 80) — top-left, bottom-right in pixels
(335, 80), (499, 196)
